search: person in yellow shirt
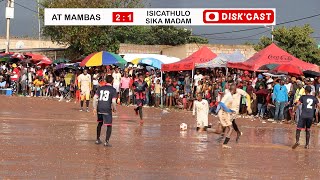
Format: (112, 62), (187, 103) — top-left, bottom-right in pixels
(78, 69), (92, 112)
(154, 79), (162, 107)
(33, 77), (44, 97)
(144, 72), (151, 106)
(294, 80), (305, 123)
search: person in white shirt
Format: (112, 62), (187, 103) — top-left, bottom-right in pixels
(284, 78), (292, 94)
(193, 71), (203, 96)
(266, 76), (274, 90)
(112, 68), (121, 93)
(153, 73), (162, 84)
(78, 69), (92, 112)
(216, 84), (252, 148)
(92, 70), (100, 96)
(193, 93), (209, 131)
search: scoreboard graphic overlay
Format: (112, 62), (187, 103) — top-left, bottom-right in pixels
(45, 8), (276, 26)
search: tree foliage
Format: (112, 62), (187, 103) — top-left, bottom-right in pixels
(40, 0), (208, 59)
(254, 24), (320, 65)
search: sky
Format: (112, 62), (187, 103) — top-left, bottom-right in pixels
(0, 0), (319, 44)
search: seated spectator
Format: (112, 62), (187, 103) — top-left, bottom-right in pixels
(0, 77), (6, 88)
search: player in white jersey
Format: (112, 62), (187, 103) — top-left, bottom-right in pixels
(193, 93), (209, 131)
(78, 69), (92, 112)
(216, 84), (252, 148)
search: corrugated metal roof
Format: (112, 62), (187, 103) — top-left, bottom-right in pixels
(0, 48), (66, 53)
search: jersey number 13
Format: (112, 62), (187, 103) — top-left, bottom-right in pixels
(99, 90), (110, 101)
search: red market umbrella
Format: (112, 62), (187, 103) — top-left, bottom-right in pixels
(11, 53), (25, 59)
(24, 53), (49, 62)
(37, 57), (53, 65)
(273, 64), (303, 76)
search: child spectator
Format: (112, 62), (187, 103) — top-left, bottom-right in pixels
(154, 79), (161, 107)
(33, 76), (44, 97)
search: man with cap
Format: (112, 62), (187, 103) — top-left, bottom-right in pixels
(255, 74), (265, 90)
(292, 85), (320, 149)
(10, 63), (20, 95)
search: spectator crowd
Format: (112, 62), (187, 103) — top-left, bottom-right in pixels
(1, 61), (319, 125)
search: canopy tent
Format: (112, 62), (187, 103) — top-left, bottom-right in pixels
(131, 57), (163, 69)
(195, 53), (228, 68)
(228, 50), (246, 63)
(195, 51), (245, 68)
(161, 46), (217, 71)
(227, 43), (319, 72)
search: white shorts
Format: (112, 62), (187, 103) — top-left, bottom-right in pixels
(113, 84), (120, 93)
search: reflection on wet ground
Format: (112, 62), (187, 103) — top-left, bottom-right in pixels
(1, 96), (320, 178)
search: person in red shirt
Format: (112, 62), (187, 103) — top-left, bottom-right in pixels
(10, 64), (20, 95)
(36, 68), (43, 78)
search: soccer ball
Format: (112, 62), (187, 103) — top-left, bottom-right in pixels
(180, 123), (188, 131)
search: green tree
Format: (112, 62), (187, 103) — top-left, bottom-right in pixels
(40, 0), (208, 59)
(254, 24), (320, 64)
(113, 26), (208, 45)
(40, 0), (144, 59)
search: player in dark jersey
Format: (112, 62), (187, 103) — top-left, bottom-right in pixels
(132, 74), (148, 124)
(93, 75), (117, 147)
(292, 86), (320, 149)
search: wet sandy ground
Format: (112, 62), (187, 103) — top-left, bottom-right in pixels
(1, 96), (320, 179)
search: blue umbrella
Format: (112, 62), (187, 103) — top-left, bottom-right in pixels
(138, 58), (163, 69)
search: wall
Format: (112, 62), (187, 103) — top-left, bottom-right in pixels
(0, 37), (67, 49)
(0, 37), (256, 59)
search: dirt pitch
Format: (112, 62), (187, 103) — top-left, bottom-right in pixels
(1, 96), (320, 179)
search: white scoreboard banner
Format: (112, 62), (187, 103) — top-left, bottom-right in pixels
(44, 8), (276, 26)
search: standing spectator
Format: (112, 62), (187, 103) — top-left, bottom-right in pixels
(144, 72), (151, 106)
(120, 73), (131, 105)
(92, 70), (100, 96)
(305, 78), (315, 96)
(315, 78), (320, 96)
(255, 85), (268, 119)
(255, 74), (265, 90)
(58, 76), (66, 102)
(10, 64), (20, 95)
(294, 80), (305, 123)
(272, 79), (288, 123)
(154, 79), (161, 107)
(20, 67), (28, 96)
(166, 78), (174, 108)
(193, 71), (203, 96)
(112, 67), (121, 94)
(154, 73), (162, 84)
(266, 76), (274, 90)
(284, 78), (292, 93)
(184, 73), (191, 95)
